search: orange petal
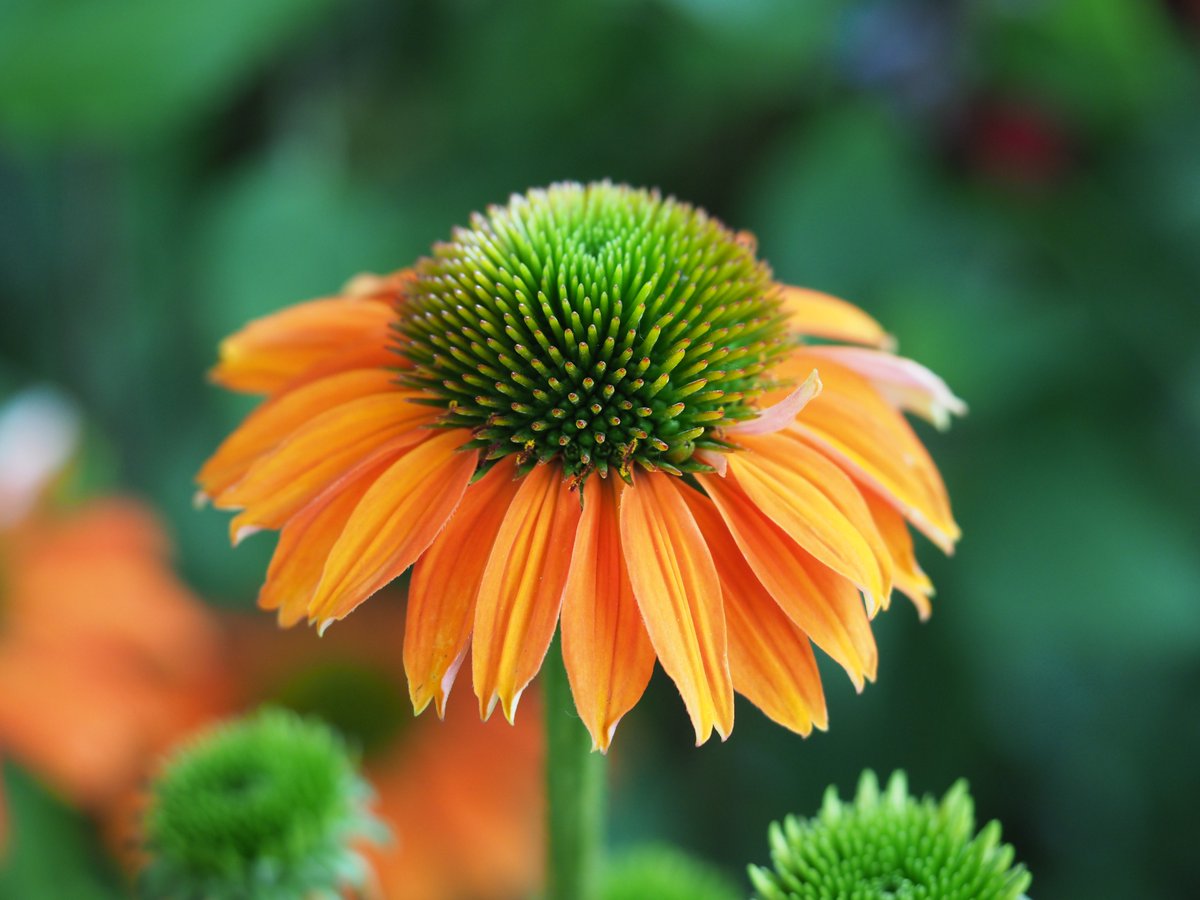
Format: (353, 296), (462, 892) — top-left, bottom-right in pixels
(726, 433), (890, 608)
(472, 464), (583, 723)
(778, 284), (894, 348)
(307, 430), (478, 627)
(682, 490), (828, 735)
(198, 368), (398, 500)
(561, 476), (655, 752)
(405, 459), (521, 717)
(219, 392), (435, 539)
(619, 473), (734, 744)
(211, 296), (396, 394)
(864, 489), (933, 620)
(340, 269), (415, 306)
(258, 453), (398, 627)
(699, 471), (877, 689)
(785, 351), (960, 552)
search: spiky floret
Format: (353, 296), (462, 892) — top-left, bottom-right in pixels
(749, 771), (1032, 900)
(398, 181), (790, 482)
(140, 708), (385, 900)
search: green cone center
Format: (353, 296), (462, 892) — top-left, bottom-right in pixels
(396, 181), (789, 481)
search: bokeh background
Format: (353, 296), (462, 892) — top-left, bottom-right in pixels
(3, 0), (1199, 897)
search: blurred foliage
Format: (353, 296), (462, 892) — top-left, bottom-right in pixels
(0, 765), (121, 899)
(2, 0), (1199, 898)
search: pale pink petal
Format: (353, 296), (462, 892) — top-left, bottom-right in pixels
(693, 449), (728, 476)
(803, 347), (966, 430)
(727, 370), (822, 436)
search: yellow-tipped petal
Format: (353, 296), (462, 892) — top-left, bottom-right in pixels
(211, 296), (396, 394)
(561, 477), (655, 752)
(405, 459), (521, 717)
(727, 433), (891, 607)
(198, 368), (397, 500)
(471, 464), (582, 723)
(683, 490), (828, 735)
(700, 471), (877, 690)
(620, 473), (734, 744)
(778, 284), (894, 349)
(219, 392), (434, 536)
(307, 431), (477, 625)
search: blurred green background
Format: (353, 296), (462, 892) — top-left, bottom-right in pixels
(3, 0), (1199, 897)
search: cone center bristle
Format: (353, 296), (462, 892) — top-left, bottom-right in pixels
(397, 181), (789, 482)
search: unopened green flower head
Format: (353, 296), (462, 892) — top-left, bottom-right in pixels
(602, 845), (742, 900)
(749, 770), (1031, 900)
(399, 181), (790, 482)
(141, 708), (385, 900)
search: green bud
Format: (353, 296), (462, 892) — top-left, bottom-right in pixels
(140, 708), (386, 900)
(602, 845), (741, 900)
(749, 770), (1031, 900)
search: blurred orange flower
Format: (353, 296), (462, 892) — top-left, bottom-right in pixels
(0, 498), (231, 837)
(0, 388), (232, 854)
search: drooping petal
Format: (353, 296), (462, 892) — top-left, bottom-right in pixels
(778, 284), (894, 348)
(197, 369), (398, 500)
(561, 476), (655, 752)
(219, 392), (436, 539)
(307, 430), (478, 628)
(864, 489), (933, 620)
(211, 296), (397, 394)
(724, 433), (890, 608)
(258, 453), (397, 627)
(682, 490), (827, 735)
(619, 473), (734, 744)
(726, 370), (822, 436)
(699, 471), (877, 689)
(783, 352), (960, 552)
(472, 464), (583, 723)
(801, 346), (966, 430)
(405, 459), (522, 717)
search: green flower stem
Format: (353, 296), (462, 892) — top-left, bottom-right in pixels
(544, 635), (606, 900)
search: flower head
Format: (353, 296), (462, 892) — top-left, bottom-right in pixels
(140, 708), (384, 900)
(749, 770), (1031, 900)
(199, 181), (962, 749)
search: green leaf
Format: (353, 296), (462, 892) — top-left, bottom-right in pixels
(0, 0), (343, 142)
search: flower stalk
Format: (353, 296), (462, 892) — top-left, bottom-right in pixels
(544, 635), (607, 900)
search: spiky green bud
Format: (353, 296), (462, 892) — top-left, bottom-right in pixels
(398, 181), (790, 482)
(140, 708), (385, 900)
(601, 845), (742, 900)
(749, 770), (1031, 900)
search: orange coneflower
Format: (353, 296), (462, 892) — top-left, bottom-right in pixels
(0, 392), (231, 824)
(199, 181), (963, 750)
